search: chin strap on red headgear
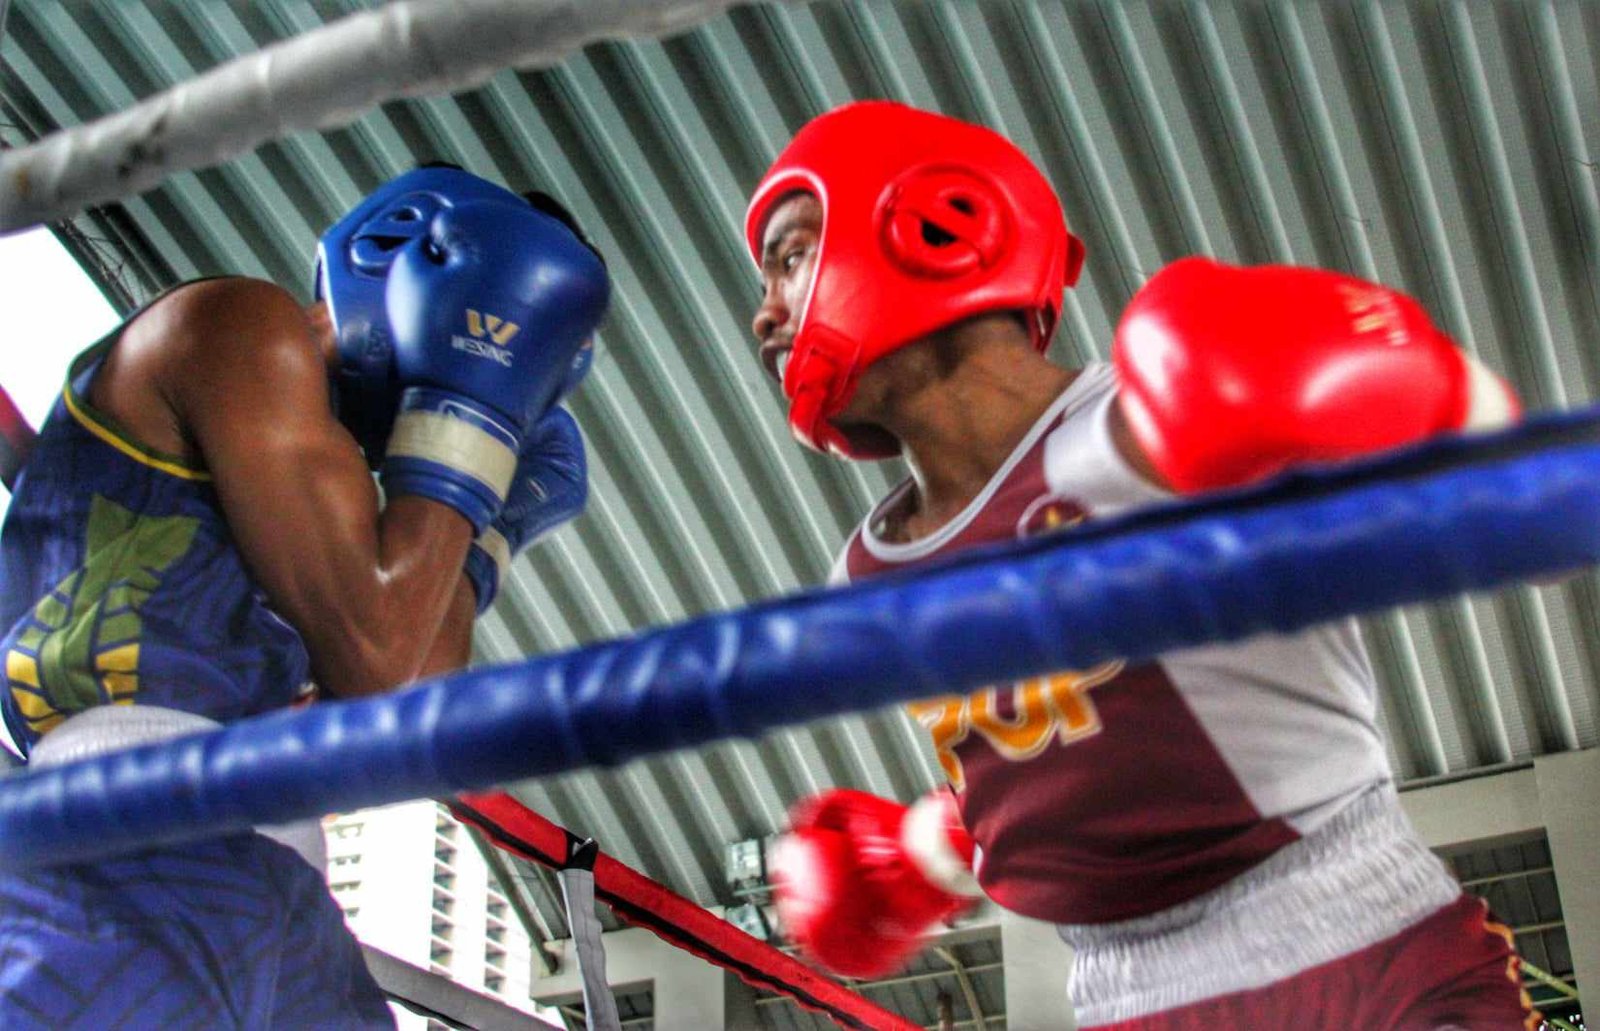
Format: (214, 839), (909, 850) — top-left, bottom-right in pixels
(745, 101), (1086, 460)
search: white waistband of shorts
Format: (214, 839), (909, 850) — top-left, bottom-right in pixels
(28, 705), (222, 765)
(1060, 785), (1461, 1027)
(28, 706), (327, 873)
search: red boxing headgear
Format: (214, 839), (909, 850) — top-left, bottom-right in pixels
(745, 101), (1086, 459)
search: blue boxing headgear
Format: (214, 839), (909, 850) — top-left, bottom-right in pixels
(315, 166), (602, 467)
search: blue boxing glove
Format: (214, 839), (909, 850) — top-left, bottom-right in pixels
(379, 188), (609, 530)
(465, 406), (588, 613)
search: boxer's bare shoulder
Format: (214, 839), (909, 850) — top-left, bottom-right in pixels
(86, 276), (329, 469)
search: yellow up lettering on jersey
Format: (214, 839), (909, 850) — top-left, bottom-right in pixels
(906, 695), (969, 787)
(907, 659), (1125, 791)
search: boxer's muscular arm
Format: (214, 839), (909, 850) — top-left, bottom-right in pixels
(116, 278), (475, 698)
(416, 581), (477, 680)
(1107, 398), (1168, 487)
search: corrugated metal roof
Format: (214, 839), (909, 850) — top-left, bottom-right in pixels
(3, 1), (1597, 1023)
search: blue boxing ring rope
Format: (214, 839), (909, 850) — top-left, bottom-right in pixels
(6, 410), (1600, 871)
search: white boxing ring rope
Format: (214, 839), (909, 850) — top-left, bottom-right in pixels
(0, 0), (765, 235)
(4, 411), (1600, 870)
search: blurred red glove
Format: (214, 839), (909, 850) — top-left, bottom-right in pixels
(771, 789), (982, 979)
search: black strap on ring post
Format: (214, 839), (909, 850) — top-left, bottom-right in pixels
(558, 831), (621, 1031)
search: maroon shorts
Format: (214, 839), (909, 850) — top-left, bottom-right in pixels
(1094, 895), (1538, 1031)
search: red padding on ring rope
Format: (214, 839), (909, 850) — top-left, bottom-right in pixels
(0, 384), (36, 490)
(451, 792), (917, 1031)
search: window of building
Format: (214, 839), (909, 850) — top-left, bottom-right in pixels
(429, 942), (452, 966)
(332, 823), (363, 840)
(485, 944), (506, 968)
(330, 880), (360, 894)
(432, 891), (454, 917)
(485, 924), (506, 944)
(486, 899), (507, 921)
(342, 907), (359, 919)
(484, 973), (505, 994)
(433, 869), (455, 892)
(331, 854), (361, 868)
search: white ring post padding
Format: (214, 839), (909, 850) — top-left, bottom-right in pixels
(0, 0), (757, 234)
(558, 864), (623, 1031)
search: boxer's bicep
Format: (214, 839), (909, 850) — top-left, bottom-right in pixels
(174, 281), (471, 697)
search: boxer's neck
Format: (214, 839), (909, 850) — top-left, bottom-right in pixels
(863, 323), (1077, 543)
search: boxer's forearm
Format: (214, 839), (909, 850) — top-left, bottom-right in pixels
(413, 577), (478, 682)
(169, 279), (476, 699)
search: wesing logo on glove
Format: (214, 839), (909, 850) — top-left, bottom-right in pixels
(452, 309), (520, 367)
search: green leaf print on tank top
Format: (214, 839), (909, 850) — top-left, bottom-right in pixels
(6, 494), (199, 736)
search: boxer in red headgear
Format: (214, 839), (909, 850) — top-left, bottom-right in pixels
(748, 102), (1535, 1030)
(746, 100), (1085, 459)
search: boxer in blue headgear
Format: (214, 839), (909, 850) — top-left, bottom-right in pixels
(316, 163), (603, 468)
(0, 163), (609, 1027)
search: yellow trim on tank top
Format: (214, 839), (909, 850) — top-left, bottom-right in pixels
(11, 686), (53, 720)
(6, 650), (40, 689)
(61, 385), (211, 482)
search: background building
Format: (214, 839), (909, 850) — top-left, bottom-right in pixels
(325, 801), (546, 1030)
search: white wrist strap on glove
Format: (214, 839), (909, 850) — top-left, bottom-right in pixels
(387, 406), (518, 500)
(1459, 351), (1517, 431)
(902, 794), (983, 898)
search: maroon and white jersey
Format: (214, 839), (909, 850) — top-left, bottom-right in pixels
(832, 364), (1393, 926)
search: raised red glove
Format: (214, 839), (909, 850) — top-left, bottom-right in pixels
(770, 789), (981, 979)
(1114, 258), (1520, 493)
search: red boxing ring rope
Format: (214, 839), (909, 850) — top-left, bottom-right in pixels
(451, 792), (918, 1031)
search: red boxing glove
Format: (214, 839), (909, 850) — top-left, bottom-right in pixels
(770, 789), (982, 979)
(1114, 258), (1521, 493)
